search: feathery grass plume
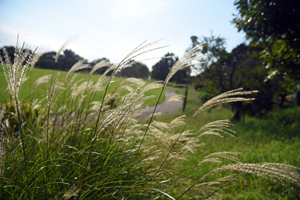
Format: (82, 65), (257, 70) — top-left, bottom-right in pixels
(0, 40), (37, 117)
(66, 60), (91, 81)
(0, 134), (6, 178)
(31, 98), (43, 111)
(151, 89), (256, 181)
(191, 174), (239, 199)
(110, 39), (168, 77)
(89, 60), (110, 78)
(169, 115), (186, 129)
(0, 107), (6, 178)
(178, 163), (300, 199)
(198, 151), (241, 166)
(144, 112), (162, 121)
(165, 94), (183, 103)
(0, 107), (5, 123)
(198, 119), (238, 139)
(32, 74), (52, 91)
(95, 94), (155, 139)
(131, 43), (206, 176)
(192, 88), (259, 118)
(139, 81), (162, 95)
(63, 185), (80, 200)
(124, 77), (146, 88)
(164, 43), (206, 85)
(30, 49), (45, 71)
(200, 119), (233, 130)
(55, 37), (74, 63)
(0, 36), (37, 197)
(84, 40), (168, 164)
(70, 80), (93, 102)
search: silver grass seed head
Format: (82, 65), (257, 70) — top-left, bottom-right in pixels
(169, 115), (186, 129)
(110, 39), (167, 77)
(66, 60), (91, 80)
(30, 48), (45, 71)
(193, 88), (258, 118)
(55, 37), (75, 63)
(200, 119), (233, 130)
(63, 185), (80, 200)
(125, 78), (146, 88)
(164, 43), (205, 85)
(90, 60), (110, 77)
(33, 74), (53, 91)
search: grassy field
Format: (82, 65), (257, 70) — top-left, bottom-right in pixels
(158, 88), (300, 199)
(1, 47), (299, 199)
(0, 67), (168, 110)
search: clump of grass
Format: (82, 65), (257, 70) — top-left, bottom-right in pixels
(0, 38), (299, 200)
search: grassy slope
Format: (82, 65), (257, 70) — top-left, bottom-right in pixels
(0, 67), (167, 108)
(1, 66), (299, 198)
(159, 87), (300, 199)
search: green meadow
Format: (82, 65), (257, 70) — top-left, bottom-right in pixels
(0, 67), (166, 110)
(158, 88), (300, 199)
(0, 65), (299, 199)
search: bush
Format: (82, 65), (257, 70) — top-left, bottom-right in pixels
(0, 102), (46, 134)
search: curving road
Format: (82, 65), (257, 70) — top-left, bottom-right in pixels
(134, 89), (183, 121)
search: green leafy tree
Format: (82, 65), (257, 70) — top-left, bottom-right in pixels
(35, 49), (83, 70)
(151, 52), (186, 83)
(233, 0), (300, 81)
(35, 51), (56, 69)
(196, 36), (273, 120)
(57, 49), (83, 71)
(89, 58), (112, 75)
(120, 61), (150, 79)
(194, 35), (228, 95)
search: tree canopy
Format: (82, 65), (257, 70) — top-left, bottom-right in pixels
(233, 0), (300, 80)
(151, 53), (186, 84)
(119, 61), (149, 79)
(35, 49), (83, 71)
(195, 35), (274, 120)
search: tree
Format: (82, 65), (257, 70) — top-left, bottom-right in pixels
(151, 53), (186, 83)
(35, 49), (83, 71)
(89, 58), (112, 75)
(193, 35), (228, 95)
(57, 49), (83, 71)
(196, 36), (274, 121)
(119, 61), (150, 79)
(233, 0), (300, 81)
(35, 51), (56, 69)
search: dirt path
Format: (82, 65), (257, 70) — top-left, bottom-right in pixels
(134, 89), (183, 121)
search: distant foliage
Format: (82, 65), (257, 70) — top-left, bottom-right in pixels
(35, 49), (83, 71)
(119, 60), (150, 79)
(195, 36), (274, 119)
(151, 52), (187, 84)
(233, 0), (300, 80)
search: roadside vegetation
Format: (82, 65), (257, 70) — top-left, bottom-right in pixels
(159, 88), (300, 199)
(0, 39), (299, 200)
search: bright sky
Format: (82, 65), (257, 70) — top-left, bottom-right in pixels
(0, 0), (245, 72)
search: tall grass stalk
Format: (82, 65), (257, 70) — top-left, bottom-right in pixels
(0, 38), (299, 199)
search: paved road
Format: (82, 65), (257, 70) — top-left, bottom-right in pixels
(134, 89), (183, 121)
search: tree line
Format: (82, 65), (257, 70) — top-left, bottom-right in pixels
(192, 0), (300, 121)
(0, 47), (151, 79)
(0, 46), (188, 83)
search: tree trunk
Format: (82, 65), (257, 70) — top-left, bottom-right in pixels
(279, 94), (286, 108)
(231, 102), (243, 122)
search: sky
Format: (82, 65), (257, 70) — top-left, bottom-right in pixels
(0, 0), (246, 72)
